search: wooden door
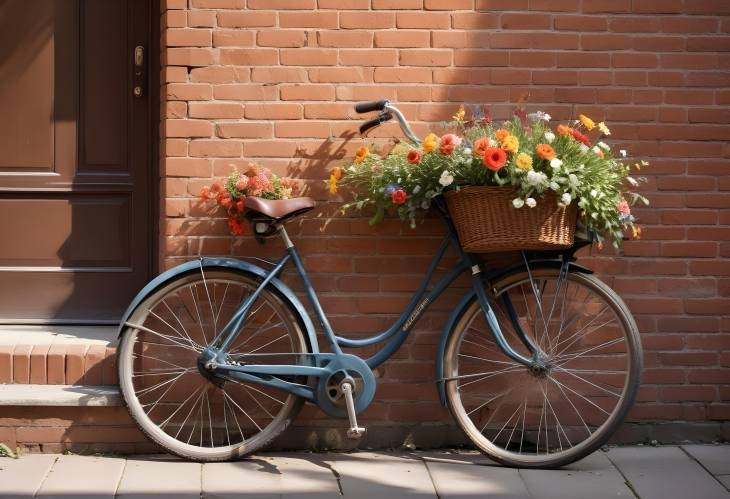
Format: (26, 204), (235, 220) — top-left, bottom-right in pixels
(0, 0), (152, 323)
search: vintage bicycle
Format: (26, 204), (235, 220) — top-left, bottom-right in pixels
(117, 101), (642, 468)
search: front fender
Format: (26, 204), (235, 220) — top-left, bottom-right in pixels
(117, 257), (319, 354)
(435, 260), (593, 406)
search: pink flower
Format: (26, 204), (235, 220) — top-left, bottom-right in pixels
(235, 176), (249, 190)
(618, 198), (631, 218)
(439, 134), (462, 155)
(391, 189), (407, 205)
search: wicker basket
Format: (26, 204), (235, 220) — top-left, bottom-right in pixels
(443, 186), (578, 253)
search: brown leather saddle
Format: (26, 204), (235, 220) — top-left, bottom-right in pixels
(244, 197), (316, 237)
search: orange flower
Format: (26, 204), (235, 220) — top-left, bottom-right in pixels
(199, 185), (211, 201)
(473, 137), (491, 157)
(501, 135), (519, 154)
(557, 124), (572, 136)
(354, 146), (369, 164)
(495, 128), (510, 143)
(331, 166), (342, 180)
(535, 143), (556, 161)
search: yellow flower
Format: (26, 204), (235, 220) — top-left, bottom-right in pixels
(515, 152), (533, 170)
(452, 105), (465, 122)
(354, 146), (369, 164)
(422, 133), (439, 153)
(598, 122), (611, 136)
(579, 114), (596, 131)
(328, 174), (338, 194)
(331, 166), (342, 180)
(501, 135), (519, 154)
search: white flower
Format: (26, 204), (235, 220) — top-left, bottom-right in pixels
(579, 144), (590, 153)
(512, 198), (525, 209)
(544, 131), (556, 143)
(413, 185), (422, 194)
(526, 170), (548, 187)
(489, 138), (497, 147)
(550, 181), (560, 191)
(550, 158), (563, 169)
(561, 193), (572, 205)
(462, 147), (472, 156)
(627, 176), (638, 186)
(568, 173), (580, 188)
(526, 197), (537, 208)
(598, 141), (610, 151)
(592, 146), (602, 155)
(438, 170), (454, 187)
(528, 111), (551, 122)
(590, 189), (598, 198)
(620, 149), (627, 158)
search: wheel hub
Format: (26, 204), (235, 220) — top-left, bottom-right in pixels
(528, 356), (551, 378)
(197, 348), (225, 386)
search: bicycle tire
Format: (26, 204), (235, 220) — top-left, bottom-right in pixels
(443, 267), (642, 468)
(118, 268), (308, 461)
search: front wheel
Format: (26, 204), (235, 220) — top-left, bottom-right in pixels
(444, 267), (642, 468)
(118, 268), (308, 461)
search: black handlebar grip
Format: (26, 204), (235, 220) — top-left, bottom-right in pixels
(359, 112), (393, 135)
(354, 100), (389, 114)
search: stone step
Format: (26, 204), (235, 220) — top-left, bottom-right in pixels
(0, 384), (120, 406)
(0, 325), (118, 385)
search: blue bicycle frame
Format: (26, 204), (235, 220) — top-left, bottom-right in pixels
(202, 212), (542, 408)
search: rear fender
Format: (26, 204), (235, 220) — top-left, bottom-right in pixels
(435, 260), (593, 406)
(117, 257), (319, 354)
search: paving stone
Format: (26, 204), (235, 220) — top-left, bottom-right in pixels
(36, 454), (125, 499)
(117, 456), (200, 498)
(203, 454), (340, 499)
(718, 475), (730, 490)
(607, 446), (730, 499)
(0, 454), (57, 498)
(426, 460), (530, 499)
(683, 445), (730, 475)
(325, 452), (438, 498)
(520, 451), (634, 499)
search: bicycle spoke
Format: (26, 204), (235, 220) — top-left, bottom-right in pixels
(553, 366), (622, 398)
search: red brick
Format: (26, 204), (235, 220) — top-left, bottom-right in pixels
(188, 102), (244, 119)
(212, 30), (255, 47)
(340, 12), (395, 29)
(65, 345), (88, 385)
(217, 10), (276, 28)
(280, 11), (338, 28)
(164, 119), (213, 137)
(189, 140), (242, 157)
(12, 345), (32, 384)
(29, 344), (51, 384)
(165, 28), (211, 47)
(280, 84), (336, 101)
(244, 103), (303, 120)
(216, 122), (274, 138)
(0, 345), (12, 383)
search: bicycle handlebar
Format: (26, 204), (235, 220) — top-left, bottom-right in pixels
(353, 100), (420, 145)
(354, 100), (389, 114)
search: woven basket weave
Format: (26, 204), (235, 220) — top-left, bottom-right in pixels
(443, 186), (578, 253)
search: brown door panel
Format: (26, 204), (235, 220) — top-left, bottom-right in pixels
(0, 0), (151, 322)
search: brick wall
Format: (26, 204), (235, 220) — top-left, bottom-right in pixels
(160, 0), (730, 443)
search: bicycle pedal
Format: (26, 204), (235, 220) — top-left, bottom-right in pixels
(346, 427), (366, 439)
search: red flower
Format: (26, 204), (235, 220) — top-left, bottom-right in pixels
(483, 147), (507, 171)
(236, 199), (245, 212)
(199, 185), (211, 201)
(407, 150), (421, 164)
(570, 129), (590, 146)
(228, 217), (244, 235)
(391, 189), (407, 205)
(439, 134), (461, 155)
(220, 196), (232, 209)
(211, 181), (224, 193)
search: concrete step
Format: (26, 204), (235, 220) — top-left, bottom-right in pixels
(0, 325), (118, 385)
(0, 384), (120, 406)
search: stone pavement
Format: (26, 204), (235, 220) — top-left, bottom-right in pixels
(1, 445), (729, 498)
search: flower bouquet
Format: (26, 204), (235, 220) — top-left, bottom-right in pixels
(332, 107), (648, 251)
(200, 163), (300, 235)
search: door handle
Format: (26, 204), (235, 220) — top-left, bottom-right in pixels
(133, 45), (145, 98)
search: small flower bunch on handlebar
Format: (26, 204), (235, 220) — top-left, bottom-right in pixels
(200, 163), (300, 235)
(334, 106), (649, 247)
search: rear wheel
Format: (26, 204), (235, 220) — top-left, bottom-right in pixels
(444, 267), (641, 468)
(118, 268), (308, 461)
